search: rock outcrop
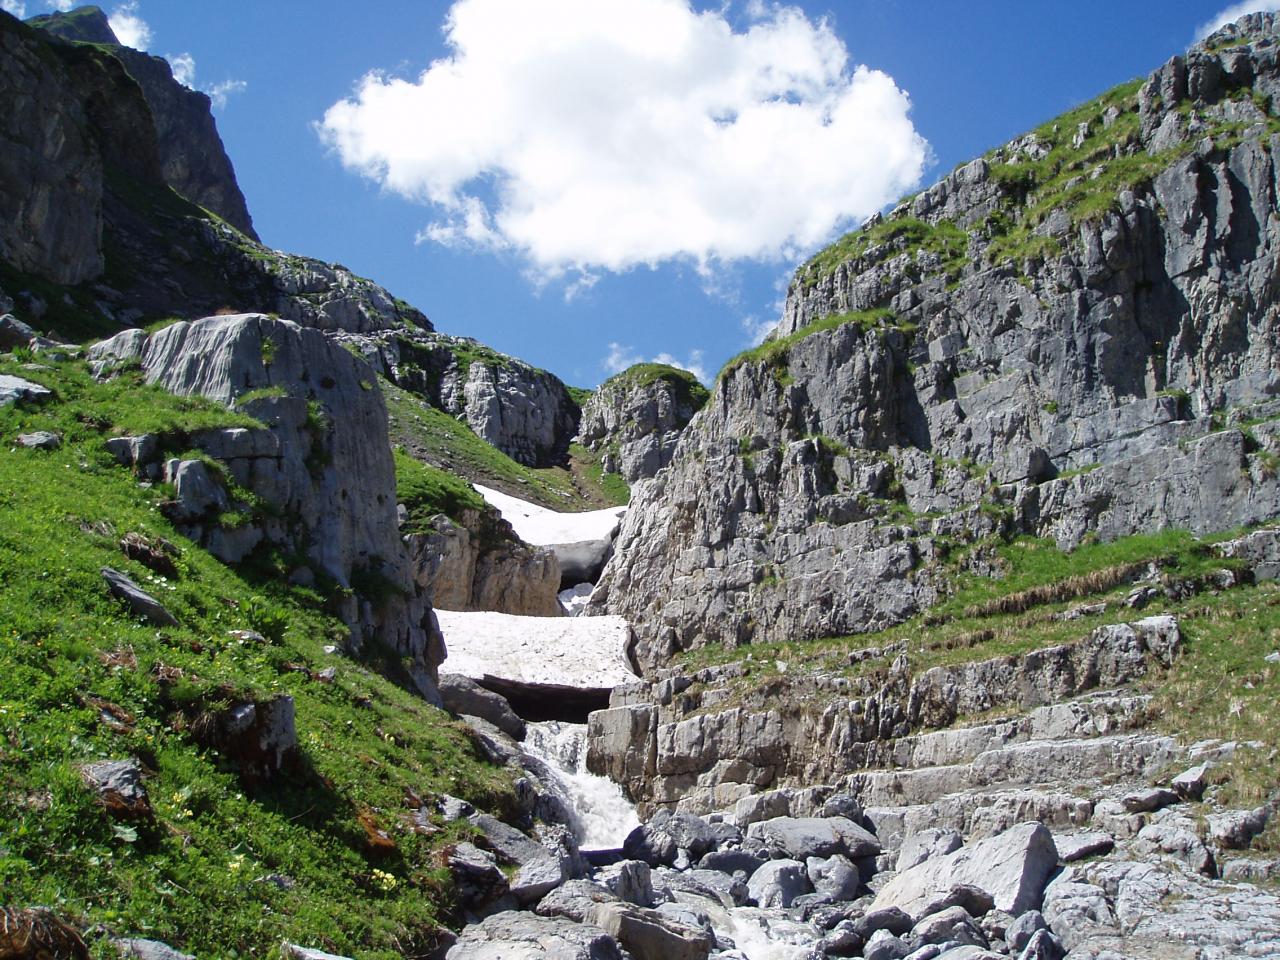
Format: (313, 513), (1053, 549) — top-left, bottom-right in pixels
(408, 513), (563, 617)
(88, 314), (445, 698)
(578, 364), (709, 484)
(0, 11), (104, 284)
(353, 329), (579, 468)
(588, 14), (1280, 667)
(0, 10), (428, 336)
(30, 6), (258, 239)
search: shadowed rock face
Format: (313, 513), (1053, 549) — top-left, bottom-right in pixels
(588, 13), (1280, 670)
(88, 314), (445, 699)
(29, 6), (258, 239)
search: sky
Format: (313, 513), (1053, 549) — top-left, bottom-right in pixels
(5, 0), (1273, 388)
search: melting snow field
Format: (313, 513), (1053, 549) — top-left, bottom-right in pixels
(474, 484), (626, 546)
(435, 609), (638, 690)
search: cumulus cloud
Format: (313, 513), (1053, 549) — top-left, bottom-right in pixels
(45, 0), (75, 10)
(319, 0), (927, 282)
(740, 314), (777, 346)
(109, 0), (151, 50)
(1197, 0), (1280, 38)
(206, 78), (248, 110)
(164, 52), (246, 110)
(169, 51), (196, 88)
(603, 342), (710, 385)
(1, 0), (27, 17)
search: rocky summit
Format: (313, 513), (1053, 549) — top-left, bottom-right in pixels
(1, 7), (1279, 960)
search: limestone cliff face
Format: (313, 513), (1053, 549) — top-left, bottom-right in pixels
(354, 330), (580, 468)
(0, 10), (428, 337)
(589, 14), (1280, 669)
(30, 6), (258, 239)
(579, 365), (710, 484)
(88, 314), (445, 699)
(0, 12), (104, 284)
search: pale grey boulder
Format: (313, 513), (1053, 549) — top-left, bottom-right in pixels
(16, 430), (59, 449)
(281, 944), (354, 960)
(746, 858), (812, 908)
(806, 854), (862, 901)
(1207, 806), (1270, 849)
(446, 911), (623, 960)
(438, 674), (526, 740)
(896, 828), (963, 871)
(1170, 761), (1213, 800)
(113, 940), (194, 960)
(595, 860), (655, 907)
(873, 823), (1058, 918)
(588, 902), (713, 960)
(747, 816), (881, 861)
(863, 929), (912, 960)
(0, 374), (52, 407)
(909, 906), (987, 949)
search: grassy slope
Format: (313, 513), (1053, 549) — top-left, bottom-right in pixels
(675, 526), (1280, 847)
(383, 378), (626, 511)
(0, 356), (514, 959)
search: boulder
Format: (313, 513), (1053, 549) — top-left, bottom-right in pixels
(0, 374), (51, 407)
(1170, 762), (1213, 801)
(623, 810), (715, 865)
(854, 907), (916, 940)
(15, 430), (59, 450)
(897, 828), (963, 871)
(595, 859), (655, 907)
(1051, 832), (1114, 863)
(438, 673), (526, 740)
(698, 847), (766, 877)
(872, 822), (1058, 917)
(447, 842), (509, 908)
(114, 941), (195, 960)
(909, 907), (988, 949)
(1207, 807), (1270, 849)
(746, 858), (812, 908)
(281, 947), (355, 960)
(446, 911), (623, 960)
(536, 879), (620, 923)
(101, 567), (178, 627)
(80, 758), (150, 818)
(1005, 911), (1047, 952)
(747, 816), (881, 860)
(806, 854), (862, 901)
(1015, 929), (1064, 960)
(1132, 821), (1215, 875)
(589, 902), (713, 960)
(1120, 787), (1178, 813)
(863, 929), (911, 960)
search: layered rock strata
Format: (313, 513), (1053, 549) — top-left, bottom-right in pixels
(588, 14), (1280, 667)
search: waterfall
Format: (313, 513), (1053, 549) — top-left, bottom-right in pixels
(521, 720), (640, 850)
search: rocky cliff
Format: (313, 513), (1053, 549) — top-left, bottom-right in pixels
(579, 363), (710, 484)
(88, 313), (446, 699)
(355, 328), (581, 468)
(589, 13), (1280, 669)
(0, 10), (427, 339)
(30, 5), (259, 239)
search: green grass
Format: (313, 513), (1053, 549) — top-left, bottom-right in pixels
(393, 448), (489, 535)
(569, 443), (630, 507)
(0, 357), (515, 958)
(678, 528), (1248, 678)
(566, 386), (594, 408)
(800, 217), (968, 287)
(383, 379), (628, 511)
(719, 309), (903, 380)
(599, 363), (710, 414)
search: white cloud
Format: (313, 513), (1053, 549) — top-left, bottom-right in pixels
(1196, 0), (1280, 39)
(45, 0), (74, 10)
(740, 314), (776, 345)
(109, 0), (151, 50)
(206, 78), (248, 111)
(603, 342), (710, 385)
(318, 0), (927, 283)
(169, 51), (196, 88)
(1, 0), (27, 17)
(162, 52), (246, 110)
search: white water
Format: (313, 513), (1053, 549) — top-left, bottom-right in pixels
(675, 891), (819, 960)
(522, 720), (640, 850)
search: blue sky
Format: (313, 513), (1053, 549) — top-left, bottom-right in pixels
(12, 0), (1268, 388)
